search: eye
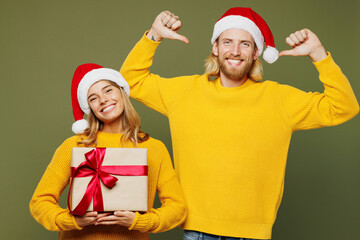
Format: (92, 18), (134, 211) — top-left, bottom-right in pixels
(89, 97), (97, 102)
(105, 88), (113, 93)
(241, 42), (250, 47)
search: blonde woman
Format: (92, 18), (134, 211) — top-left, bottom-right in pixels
(30, 63), (187, 240)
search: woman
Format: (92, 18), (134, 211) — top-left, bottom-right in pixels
(29, 63), (187, 240)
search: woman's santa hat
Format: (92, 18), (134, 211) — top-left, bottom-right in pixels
(211, 7), (279, 64)
(71, 63), (130, 134)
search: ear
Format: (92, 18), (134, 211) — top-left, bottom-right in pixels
(253, 47), (259, 61)
(212, 42), (219, 56)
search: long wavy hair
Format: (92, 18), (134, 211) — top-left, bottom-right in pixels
(79, 80), (149, 147)
(204, 45), (263, 81)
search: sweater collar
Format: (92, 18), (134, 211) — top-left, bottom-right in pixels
(215, 77), (255, 92)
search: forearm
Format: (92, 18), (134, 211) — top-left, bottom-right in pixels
(120, 32), (171, 115)
(120, 32), (160, 90)
(314, 53), (359, 124)
(30, 200), (80, 231)
(281, 53), (359, 130)
(29, 167), (81, 231)
(120, 32), (194, 115)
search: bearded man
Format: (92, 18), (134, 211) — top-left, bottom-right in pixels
(120, 8), (359, 240)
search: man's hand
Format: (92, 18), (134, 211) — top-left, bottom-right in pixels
(95, 211), (136, 228)
(279, 29), (327, 62)
(147, 10), (189, 44)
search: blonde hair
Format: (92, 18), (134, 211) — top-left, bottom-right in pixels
(204, 53), (263, 81)
(79, 81), (149, 147)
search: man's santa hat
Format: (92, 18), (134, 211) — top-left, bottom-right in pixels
(71, 63), (130, 134)
(211, 7), (279, 64)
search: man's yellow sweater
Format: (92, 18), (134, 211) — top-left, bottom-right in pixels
(30, 132), (187, 240)
(120, 34), (359, 239)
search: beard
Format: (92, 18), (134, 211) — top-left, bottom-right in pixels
(218, 54), (254, 81)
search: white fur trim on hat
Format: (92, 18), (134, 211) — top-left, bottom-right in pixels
(211, 15), (264, 55)
(262, 46), (279, 64)
(72, 119), (89, 134)
(77, 68), (130, 115)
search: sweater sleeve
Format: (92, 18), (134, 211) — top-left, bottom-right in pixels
(129, 142), (187, 233)
(29, 137), (82, 231)
(120, 32), (194, 116)
(277, 53), (359, 131)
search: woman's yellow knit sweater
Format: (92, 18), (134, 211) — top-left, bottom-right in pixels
(30, 132), (187, 240)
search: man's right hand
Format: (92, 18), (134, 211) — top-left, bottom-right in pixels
(147, 11), (189, 44)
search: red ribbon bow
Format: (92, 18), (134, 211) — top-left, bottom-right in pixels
(67, 148), (148, 216)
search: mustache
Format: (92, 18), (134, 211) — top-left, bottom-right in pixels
(224, 54), (245, 60)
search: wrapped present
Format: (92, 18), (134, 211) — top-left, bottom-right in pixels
(68, 147), (148, 216)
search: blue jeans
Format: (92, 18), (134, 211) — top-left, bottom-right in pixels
(183, 230), (265, 240)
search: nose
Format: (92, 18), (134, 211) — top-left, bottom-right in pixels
(230, 44), (241, 56)
(99, 94), (109, 104)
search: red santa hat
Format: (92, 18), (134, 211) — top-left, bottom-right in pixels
(211, 7), (279, 64)
(71, 63), (130, 134)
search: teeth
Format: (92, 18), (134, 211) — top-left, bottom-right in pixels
(102, 105), (115, 112)
(228, 59), (242, 64)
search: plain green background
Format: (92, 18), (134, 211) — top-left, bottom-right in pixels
(1, 0), (359, 239)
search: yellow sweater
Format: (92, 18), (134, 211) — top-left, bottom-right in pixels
(30, 132), (187, 240)
(120, 33), (359, 239)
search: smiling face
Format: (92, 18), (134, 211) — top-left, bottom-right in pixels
(87, 80), (124, 128)
(212, 29), (259, 85)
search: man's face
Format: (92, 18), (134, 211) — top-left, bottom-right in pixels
(212, 29), (258, 81)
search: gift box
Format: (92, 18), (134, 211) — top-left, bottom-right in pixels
(68, 147), (148, 216)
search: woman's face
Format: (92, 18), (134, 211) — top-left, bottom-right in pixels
(87, 80), (125, 126)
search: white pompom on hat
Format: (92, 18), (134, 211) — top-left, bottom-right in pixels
(211, 7), (279, 64)
(71, 63), (130, 134)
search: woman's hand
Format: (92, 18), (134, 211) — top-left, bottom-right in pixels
(95, 211), (136, 228)
(75, 211), (111, 227)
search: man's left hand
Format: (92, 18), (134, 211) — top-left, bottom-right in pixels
(95, 211), (136, 228)
(279, 29), (327, 62)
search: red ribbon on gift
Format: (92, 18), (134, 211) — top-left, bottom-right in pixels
(67, 148), (148, 216)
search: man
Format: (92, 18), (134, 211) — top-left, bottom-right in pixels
(120, 8), (359, 240)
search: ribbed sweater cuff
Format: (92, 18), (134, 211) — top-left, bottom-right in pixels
(129, 211), (156, 232)
(56, 211), (83, 231)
